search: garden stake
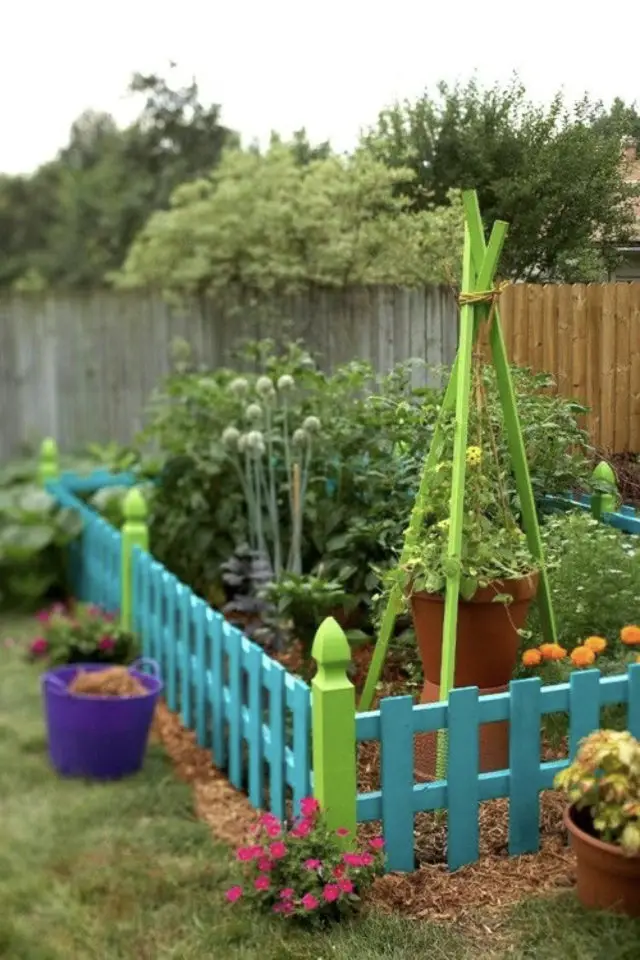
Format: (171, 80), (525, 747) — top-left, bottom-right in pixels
(360, 189), (557, 786)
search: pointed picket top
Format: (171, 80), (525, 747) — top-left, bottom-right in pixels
(591, 460), (618, 519)
(38, 437), (60, 486)
(123, 487), (147, 523)
(312, 616), (351, 674)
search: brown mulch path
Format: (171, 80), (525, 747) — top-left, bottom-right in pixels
(153, 700), (576, 928)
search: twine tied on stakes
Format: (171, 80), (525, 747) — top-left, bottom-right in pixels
(457, 280), (509, 327)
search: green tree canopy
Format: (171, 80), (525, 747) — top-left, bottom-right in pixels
(362, 77), (639, 281)
(117, 141), (464, 299)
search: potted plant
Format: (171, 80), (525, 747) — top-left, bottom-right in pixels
(28, 602), (138, 666)
(555, 729), (640, 916)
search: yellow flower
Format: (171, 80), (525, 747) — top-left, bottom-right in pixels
(584, 636), (607, 654)
(466, 445), (482, 467)
(570, 646), (596, 668)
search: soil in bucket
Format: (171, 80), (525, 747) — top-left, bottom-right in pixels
(69, 665), (147, 697)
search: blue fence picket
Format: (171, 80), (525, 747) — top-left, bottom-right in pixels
(226, 623), (243, 790)
(194, 600), (207, 747)
(269, 661), (287, 821)
(290, 678), (312, 813)
(628, 663), (640, 738)
(380, 696), (415, 872)
(208, 610), (226, 769)
(508, 677), (542, 856)
(568, 670), (601, 757)
(247, 643), (265, 809)
(447, 686), (481, 870)
(178, 587), (191, 727)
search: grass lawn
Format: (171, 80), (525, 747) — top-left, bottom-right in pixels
(1, 616), (639, 960)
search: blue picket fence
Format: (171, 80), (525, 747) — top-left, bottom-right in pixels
(48, 469), (313, 820)
(356, 666), (640, 871)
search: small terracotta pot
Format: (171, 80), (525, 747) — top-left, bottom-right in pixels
(411, 572), (538, 775)
(565, 804), (640, 917)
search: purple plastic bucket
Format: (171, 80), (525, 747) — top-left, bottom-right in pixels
(41, 659), (163, 780)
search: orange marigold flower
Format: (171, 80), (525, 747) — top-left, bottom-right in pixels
(621, 625), (640, 646)
(570, 646), (596, 668)
(522, 649), (542, 667)
(540, 643), (567, 661)
(584, 636), (607, 654)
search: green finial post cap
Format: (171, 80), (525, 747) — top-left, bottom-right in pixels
(123, 487), (147, 521)
(311, 616), (350, 666)
(592, 460), (616, 485)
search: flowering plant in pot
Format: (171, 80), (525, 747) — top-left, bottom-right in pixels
(555, 729), (640, 916)
(225, 797), (384, 928)
(28, 602), (137, 666)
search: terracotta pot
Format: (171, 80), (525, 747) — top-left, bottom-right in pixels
(565, 805), (640, 916)
(411, 573), (538, 776)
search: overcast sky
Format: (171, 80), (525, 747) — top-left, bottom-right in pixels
(3, 0), (639, 175)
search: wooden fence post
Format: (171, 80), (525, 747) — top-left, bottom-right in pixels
(39, 437), (59, 487)
(590, 461), (618, 520)
(121, 488), (148, 631)
(311, 616), (357, 846)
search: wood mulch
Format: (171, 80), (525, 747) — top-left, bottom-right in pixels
(153, 701), (576, 929)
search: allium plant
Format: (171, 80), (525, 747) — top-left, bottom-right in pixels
(221, 374), (319, 578)
(28, 602), (137, 666)
(226, 798), (384, 928)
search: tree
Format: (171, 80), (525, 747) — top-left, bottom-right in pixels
(117, 141), (464, 299)
(362, 77), (638, 281)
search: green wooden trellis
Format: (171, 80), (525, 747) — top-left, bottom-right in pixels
(360, 190), (557, 776)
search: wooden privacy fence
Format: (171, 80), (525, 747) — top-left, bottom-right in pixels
(499, 282), (640, 452)
(44, 453), (640, 874)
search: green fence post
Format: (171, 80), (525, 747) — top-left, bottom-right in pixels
(39, 437), (59, 487)
(311, 616), (357, 847)
(590, 461), (618, 520)
(121, 488), (148, 631)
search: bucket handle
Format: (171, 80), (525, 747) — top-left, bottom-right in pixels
(43, 674), (69, 694)
(131, 657), (161, 679)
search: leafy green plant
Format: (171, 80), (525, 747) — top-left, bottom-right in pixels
(0, 485), (82, 609)
(264, 573), (350, 664)
(28, 602), (137, 666)
(555, 729), (640, 854)
(225, 798), (384, 928)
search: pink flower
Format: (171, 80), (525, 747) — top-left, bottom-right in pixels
(236, 845), (263, 862)
(30, 638), (48, 656)
(338, 878), (353, 894)
(257, 857), (273, 872)
(332, 863), (345, 878)
(226, 885), (243, 903)
(301, 893), (319, 911)
(273, 902), (294, 915)
(304, 858), (321, 870)
(290, 819), (312, 839)
(98, 636), (115, 652)
(279, 888), (295, 900)
(343, 853), (364, 867)
(36, 610), (50, 623)
(254, 875), (270, 891)
(322, 883), (340, 903)
(265, 823), (281, 838)
(369, 837), (385, 850)
(359, 852), (374, 866)
(335, 827), (350, 837)
(300, 797), (319, 818)
(260, 813), (280, 827)
(269, 841), (287, 860)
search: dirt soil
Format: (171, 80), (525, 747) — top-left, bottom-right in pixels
(69, 665), (147, 697)
(154, 701), (576, 928)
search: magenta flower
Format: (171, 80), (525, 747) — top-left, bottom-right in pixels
(98, 636), (115, 652)
(226, 885), (243, 903)
(257, 857), (273, 872)
(265, 823), (281, 838)
(369, 837), (385, 850)
(338, 878), (354, 893)
(30, 638), (48, 656)
(299, 797), (319, 817)
(359, 852), (374, 866)
(236, 845), (263, 862)
(343, 853), (364, 867)
(303, 858), (321, 870)
(290, 819), (312, 839)
(36, 610), (50, 624)
(335, 827), (350, 837)
(332, 863), (345, 878)
(322, 883), (340, 903)
(301, 893), (319, 910)
(279, 888), (294, 900)
(254, 875), (270, 891)
(260, 812), (280, 827)
(273, 902), (294, 914)
(269, 841), (287, 860)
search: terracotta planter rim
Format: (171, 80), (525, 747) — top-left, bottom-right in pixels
(564, 803), (639, 863)
(410, 570), (539, 605)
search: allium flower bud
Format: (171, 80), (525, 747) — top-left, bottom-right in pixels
(255, 375), (275, 397)
(229, 377), (250, 396)
(302, 415), (320, 434)
(277, 374), (295, 392)
(222, 426), (241, 451)
(245, 403), (262, 423)
(246, 430), (265, 456)
(292, 428), (308, 447)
